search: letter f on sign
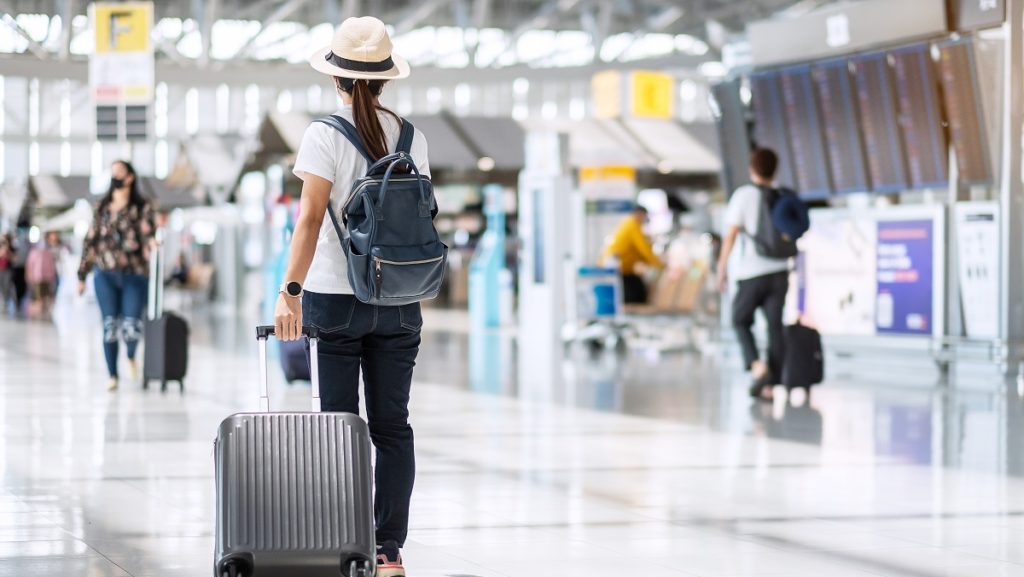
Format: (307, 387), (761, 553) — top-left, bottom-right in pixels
(108, 11), (132, 51)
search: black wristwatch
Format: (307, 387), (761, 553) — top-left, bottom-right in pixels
(280, 281), (303, 298)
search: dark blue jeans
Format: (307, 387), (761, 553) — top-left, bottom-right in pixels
(302, 292), (422, 547)
(93, 269), (148, 378)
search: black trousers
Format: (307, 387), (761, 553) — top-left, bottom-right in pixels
(732, 271), (788, 378)
(622, 274), (648, 304)
(302, 292), (422, 547)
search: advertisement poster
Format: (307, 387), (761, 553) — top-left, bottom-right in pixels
(800, 212), (877, 335)
(876, 220), (934, 335)
(955, 202), (1000, 339)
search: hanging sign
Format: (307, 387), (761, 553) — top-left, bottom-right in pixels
(90, 1), (154, 105)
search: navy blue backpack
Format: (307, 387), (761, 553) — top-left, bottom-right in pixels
(315, 115), (447, 306)
(750, 186), (809, 259)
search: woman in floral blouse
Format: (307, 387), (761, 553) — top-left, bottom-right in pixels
(77, 160), (156, 391)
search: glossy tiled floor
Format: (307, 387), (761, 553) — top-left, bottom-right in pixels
(1, 304), (1024, 577)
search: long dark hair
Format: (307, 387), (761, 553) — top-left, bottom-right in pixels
(99, 159), (147, 212)
(335, 77), (401, 161)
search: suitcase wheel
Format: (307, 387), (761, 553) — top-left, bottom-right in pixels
(218, 554), (252, 577)
(220, 559), (252, 577)
(348, 559), (373, 577)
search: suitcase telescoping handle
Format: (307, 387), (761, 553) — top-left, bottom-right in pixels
(255, 326), (321, 413)
(147, 230), (164, 321)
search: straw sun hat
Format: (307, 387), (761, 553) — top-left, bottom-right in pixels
(309, 16), (410, 80)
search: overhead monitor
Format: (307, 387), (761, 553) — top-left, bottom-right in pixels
(779, 65), (832, 199)
(938, 39), (993, 185)
(891, 44), (949, 190)
(749, 71), (795, 190)
(851, 52), (910, 193)
(812, 59), (870, 194)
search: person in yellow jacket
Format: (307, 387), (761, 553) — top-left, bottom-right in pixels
(601, 206), (664, 304)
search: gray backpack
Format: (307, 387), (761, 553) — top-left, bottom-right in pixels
(315, 115), (447, 306)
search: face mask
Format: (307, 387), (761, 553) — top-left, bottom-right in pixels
(111, 177), (125, 189)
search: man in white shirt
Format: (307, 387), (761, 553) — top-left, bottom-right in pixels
(716, 148), (791, 400)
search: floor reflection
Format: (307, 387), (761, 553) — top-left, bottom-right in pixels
(418, 326), (1024, 478)
(4, 308), (1024, 576)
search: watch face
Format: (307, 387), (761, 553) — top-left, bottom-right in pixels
(286, 281), (302, 297)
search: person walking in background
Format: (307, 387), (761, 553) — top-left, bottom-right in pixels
(45, 231), (69, 294)
(602, 206), (664, 304)
(271, 17), (428, 577)
(78, 160), (156, 392)
(26, 237), (58, 319)
(10, 230), (29, 315)
(0, 235), (14, 315)
(716, 148), (792, 401)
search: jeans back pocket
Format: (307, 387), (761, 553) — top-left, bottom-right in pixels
(303, 293), (358, 333)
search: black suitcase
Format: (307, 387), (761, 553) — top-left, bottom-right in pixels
(143, 312), (189, 391)
(213, 326), (376, 577)
(279, 337), (311, 383)
(782, 322), (824, 390)
(143, 247), (188, 391)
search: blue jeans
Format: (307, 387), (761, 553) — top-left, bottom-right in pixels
(93, 269), (148, 378)
(302, 292), (421, 547)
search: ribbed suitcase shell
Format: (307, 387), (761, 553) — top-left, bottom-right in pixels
(214, 413), (375, 574)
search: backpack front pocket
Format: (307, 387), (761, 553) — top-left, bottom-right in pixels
(370, 244), (448, 303)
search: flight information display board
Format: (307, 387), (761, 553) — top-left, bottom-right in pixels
(891, 44), (948, 189)
(812, 59), (869, 194)
(938, 39), (992, 185)
(749, 71), (795, 189)
(851, 52), (909, 193)
(780, 65), (832, 199)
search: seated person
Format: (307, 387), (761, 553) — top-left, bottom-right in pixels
(601, 206), (664, 304)
(168, 254), (190, 287)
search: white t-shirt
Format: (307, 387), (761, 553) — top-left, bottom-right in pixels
(724, 184), (790, 281)
(293, 105), (431, 294)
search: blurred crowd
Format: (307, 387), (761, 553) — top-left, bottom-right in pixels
(0, 231), (70, 320)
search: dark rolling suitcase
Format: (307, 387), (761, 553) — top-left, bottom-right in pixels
(279, 337), (311, 383)
(782, 321), (824, 391)
(143, 244), (189, 391)
(213, 326), (376, 577)
(143, 312), (189, 391)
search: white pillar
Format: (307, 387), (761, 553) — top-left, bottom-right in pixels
(517, 132), (572, 400)
(1000, 0), (1024, 368)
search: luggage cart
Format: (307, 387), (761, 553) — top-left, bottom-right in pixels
(566, 266), (634, 352)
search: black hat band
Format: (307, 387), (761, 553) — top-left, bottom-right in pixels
(325, 51), (395, 73)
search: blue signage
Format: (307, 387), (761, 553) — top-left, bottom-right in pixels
(876, 220), (934, 335)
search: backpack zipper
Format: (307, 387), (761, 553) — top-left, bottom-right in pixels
(345, 177), (423, 211)
(374, 255), (444, 266)
(353, 176), (420, 194)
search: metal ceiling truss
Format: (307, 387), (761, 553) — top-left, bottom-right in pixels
(1, 0), (49, 58)
(233, 0), (308, 60)
(1, 0), (819, 68)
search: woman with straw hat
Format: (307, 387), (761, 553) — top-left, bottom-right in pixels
(274, 16), (429, 577)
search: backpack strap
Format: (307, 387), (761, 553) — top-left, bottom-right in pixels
(325, 197), (349, 242)
(396, 118), (415, 154)
(314, 115), (373, 165)
(312, 115), (366, 243)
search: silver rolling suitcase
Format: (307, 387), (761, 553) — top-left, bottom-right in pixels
(214, 326), (376, 577)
